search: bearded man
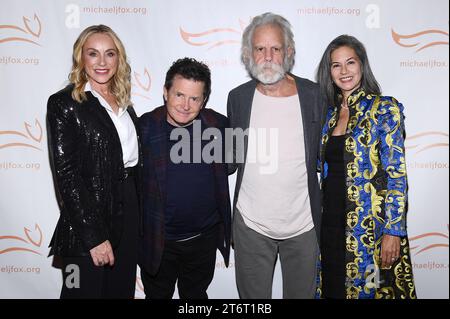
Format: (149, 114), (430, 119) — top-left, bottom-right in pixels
(227, 12), (326, 299)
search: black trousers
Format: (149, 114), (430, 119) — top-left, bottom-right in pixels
(60, 174), (139, 299)
(141, 224), (219, 299)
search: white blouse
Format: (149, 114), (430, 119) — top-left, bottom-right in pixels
(84, 82), (138, 168)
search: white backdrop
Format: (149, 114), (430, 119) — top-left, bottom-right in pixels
(0, 0), (448, 299)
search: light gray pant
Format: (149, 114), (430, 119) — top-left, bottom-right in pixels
(233, 210), (318, 299)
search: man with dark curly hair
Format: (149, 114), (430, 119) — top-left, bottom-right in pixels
(139, 58), (231, 299)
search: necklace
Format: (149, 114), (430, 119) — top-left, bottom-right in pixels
(341, 104), (349, 109)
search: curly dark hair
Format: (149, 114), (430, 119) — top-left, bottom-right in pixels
(164, 57), (211, 107)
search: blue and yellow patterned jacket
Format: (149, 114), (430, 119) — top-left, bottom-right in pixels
(318, 89), (416, 299)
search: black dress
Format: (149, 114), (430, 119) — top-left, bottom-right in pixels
(321, 135), (346, 299)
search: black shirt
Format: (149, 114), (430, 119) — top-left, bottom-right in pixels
(165, 119), (219, 241)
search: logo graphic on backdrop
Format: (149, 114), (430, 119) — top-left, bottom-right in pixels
(131, 68), (152, 100)
(409, 225), (449, 256)
(0, 13), (42, 46)
(392, 28), (449, 52)
(0, 224), (43, 255)
(410, 225), (449, 273)
(405, 131), (449, 154)
(405, 131), (449, 170)
(394, 27), (449, 69)
(0, 119), (43, 151)
(180, 19), (249, 50)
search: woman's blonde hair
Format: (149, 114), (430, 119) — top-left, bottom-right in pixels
(69, 24), (132, 108)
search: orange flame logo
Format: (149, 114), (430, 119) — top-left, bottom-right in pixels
(131, 68), (152, 100)
(0, 224), (43, 255)
(0, 119), (43, 151)
(405, 131), (449, 154)
(409, 225), (449, 256)
(180, 18), (249, 50)
(0, 13), (42, 46)
(392, 28), (449, 52)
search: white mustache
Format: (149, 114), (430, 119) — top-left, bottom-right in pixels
(251, 61), (285, 84)
(259, 62), (283, 71)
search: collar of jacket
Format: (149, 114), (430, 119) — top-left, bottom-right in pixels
(336, 87), (367, 111)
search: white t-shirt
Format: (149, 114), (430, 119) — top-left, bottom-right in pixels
(236, 89), (314, 239)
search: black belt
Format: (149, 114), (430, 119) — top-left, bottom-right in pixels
(123, 167), (135, 180)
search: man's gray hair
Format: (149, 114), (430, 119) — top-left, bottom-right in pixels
(241, 12), (296, 74)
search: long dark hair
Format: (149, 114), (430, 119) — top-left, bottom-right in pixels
(316, 34), (381, 107)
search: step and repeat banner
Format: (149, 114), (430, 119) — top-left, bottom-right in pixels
(0, 0), (448, 299)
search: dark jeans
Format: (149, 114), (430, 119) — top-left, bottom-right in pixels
(60, 174), (139, 299)
(141, 224), (219, 299)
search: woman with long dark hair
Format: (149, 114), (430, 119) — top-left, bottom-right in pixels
(316, 34), (416, 299)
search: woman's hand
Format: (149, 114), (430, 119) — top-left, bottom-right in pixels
(90, 240), (115, 267)
(381, 235), (400, 268)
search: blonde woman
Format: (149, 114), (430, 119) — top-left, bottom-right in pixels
(47, 25), (141, 298)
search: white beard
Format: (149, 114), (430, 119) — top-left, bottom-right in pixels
(249, 61), (286, 85)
